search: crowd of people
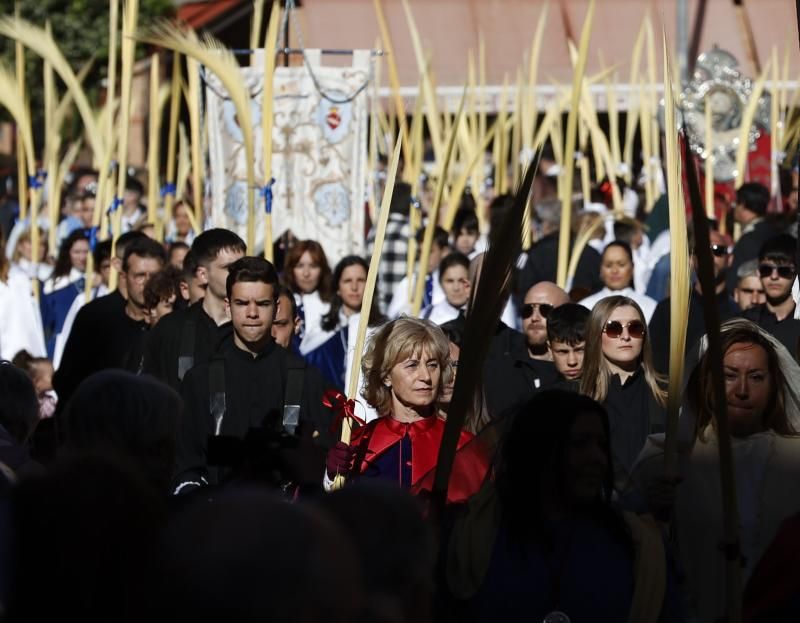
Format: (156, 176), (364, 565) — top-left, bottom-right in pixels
(1, 157), (800, 622)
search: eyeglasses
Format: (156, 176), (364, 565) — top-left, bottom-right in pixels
(758, 264), (796, 279)
(521, 302), (554, 319)
(710, 244), (730, 257)
(603, 320), (646, 339)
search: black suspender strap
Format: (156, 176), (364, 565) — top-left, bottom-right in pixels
(209, 358), (226, 436)
(177, 320), (196, 381)
(283, 360), (305, 435)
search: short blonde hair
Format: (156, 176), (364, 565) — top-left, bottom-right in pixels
(361, 317), (453, 416)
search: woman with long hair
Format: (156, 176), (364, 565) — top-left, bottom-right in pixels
(40, 229), (90, 358)
(324, 317), (487, 502)
(633, 319), (800, 622)
(282, 240), (332, 351)
(578, 241), (658, 322)
(579, 295), (666, 493)
(300, 255), (384, 390)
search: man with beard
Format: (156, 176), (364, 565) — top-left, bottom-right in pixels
(174, 257), (332, 493)
(648, 228), (740, 375)
(741, 234), (800, 358)
(483, 281), (569, 417)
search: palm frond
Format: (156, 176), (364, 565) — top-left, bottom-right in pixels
(0, 16), (102, 158)
(141, 22), (256, 248)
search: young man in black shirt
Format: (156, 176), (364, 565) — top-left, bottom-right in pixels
(174, 257), (332, 494)
(742, 234), (800, 358)
(143, 229), (246, 391)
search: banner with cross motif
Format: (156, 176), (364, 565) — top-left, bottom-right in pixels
(205, 49), (370, 262)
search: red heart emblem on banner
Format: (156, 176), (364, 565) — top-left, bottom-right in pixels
(326, 107), (341, 130)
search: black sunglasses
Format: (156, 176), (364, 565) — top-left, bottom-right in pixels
(603, 320), (646, 339)
(710, 244), (729, 257)
(758, 264), (796, 279)
(521, 302), (554, 319)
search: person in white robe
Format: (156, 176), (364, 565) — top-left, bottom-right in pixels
(632, 319), (800, 622)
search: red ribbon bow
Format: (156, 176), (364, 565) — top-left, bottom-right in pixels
(323, 389), (365, 433)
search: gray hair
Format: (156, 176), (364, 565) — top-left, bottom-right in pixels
(737, 258), (760, 280)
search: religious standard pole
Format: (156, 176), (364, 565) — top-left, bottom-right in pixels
(677, 0), (689, 86)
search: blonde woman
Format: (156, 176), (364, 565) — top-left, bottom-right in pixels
(325, 317), (488, 502)
(579, 295), (667, 493)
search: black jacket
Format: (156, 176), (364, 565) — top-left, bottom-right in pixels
(483, 339), (560, 418)
(53, 290), (149, 409)
(142, 299), (232, 392)
(603, 369), (665, 492)
(517, 231), (603, 299)
(741, 303), (800, 360)
(648, 288), (740, 376)
(174, 337), (333, 490)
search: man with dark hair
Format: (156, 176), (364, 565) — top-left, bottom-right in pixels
(546, 302), (590, 384)
(143, 228), (246, 392)
(54, 236), (166, 408)
(517, 197), (603, 301)
(144, 266), (184, 327)
(178, 248), (204, 304)
(167, 241), (190, 269)
(271, 285), (301, 350)
(53, 232), (146, 370)
(174, 256), (332, 493)
(728, 182), (780, 291)
(741, 234), (800, 357)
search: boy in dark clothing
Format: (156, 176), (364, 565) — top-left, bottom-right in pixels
(546, 303), (591, 388)
(174, 257), (332, 494)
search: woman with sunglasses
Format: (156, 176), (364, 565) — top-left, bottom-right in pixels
(579, 295), (666, 494)
(579, 241), (658, 323)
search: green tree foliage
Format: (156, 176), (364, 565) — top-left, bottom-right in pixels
(0, 0), (174, 151)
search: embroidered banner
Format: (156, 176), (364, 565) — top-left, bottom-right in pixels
(205, 49), (370, 262)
